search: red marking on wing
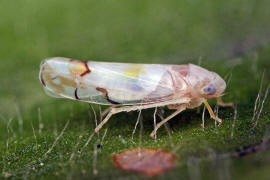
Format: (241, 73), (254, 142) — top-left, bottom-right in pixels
(40, 75), (46, 86)
(96, 87), (107, 94)
(96, 87), (120, 104)
(39, 65), (46, 86)
(113, 148), (175, 176)
(80, 61), (91, 77)
(69, 59), (91, 77)
(74, 88), (80, 100)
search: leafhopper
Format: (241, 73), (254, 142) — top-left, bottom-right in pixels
(39, 57), (233, 138)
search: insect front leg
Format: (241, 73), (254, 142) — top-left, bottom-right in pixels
(150, 105), (186, 138)
(203, 100), (222, 124)
(217, 97), (234, 108)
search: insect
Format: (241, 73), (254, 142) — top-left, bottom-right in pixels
(39, 57), (233, 138)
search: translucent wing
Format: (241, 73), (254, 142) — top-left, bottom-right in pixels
(39, 57), (188, 105)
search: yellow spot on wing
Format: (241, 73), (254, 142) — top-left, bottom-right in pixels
(124, 64), (145, 77)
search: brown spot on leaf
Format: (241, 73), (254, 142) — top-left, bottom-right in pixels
(113, 148), (175, 176)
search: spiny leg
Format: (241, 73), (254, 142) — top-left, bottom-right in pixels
(95, 108), (117, 133)
(100, 105), (119, 121)
(95, 105), (145, 133)
(95, 102), (176, 133)
(150, 105), (186, 138)
(203, 100), (222, 124)
(217, 97), (234, 108)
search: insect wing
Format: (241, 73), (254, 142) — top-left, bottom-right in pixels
(40, 57), (178, 105)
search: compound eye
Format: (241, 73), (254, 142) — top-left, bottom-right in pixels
(204, 84), (216, 95)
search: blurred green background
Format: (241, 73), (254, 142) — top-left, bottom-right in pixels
(0, 0), (270, 179)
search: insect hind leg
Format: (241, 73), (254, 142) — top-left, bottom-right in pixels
(95, 108), (116, 133)
(150, 105), (186, 138)
(100, 105), (119, 121)
(95, 104), (150, 133)
(94, 100), (189, 134)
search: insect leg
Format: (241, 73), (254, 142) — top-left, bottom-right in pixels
(167, 104), (181, 110)
(95, 104), (162, 133)
(95, 108), (117, 133)
(203, 100), (222, 124)
(217, 97), (234, 108)
(150, 105), (186, 138)
(95, 100), (190, 133)
(100, 105), (119, 120)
